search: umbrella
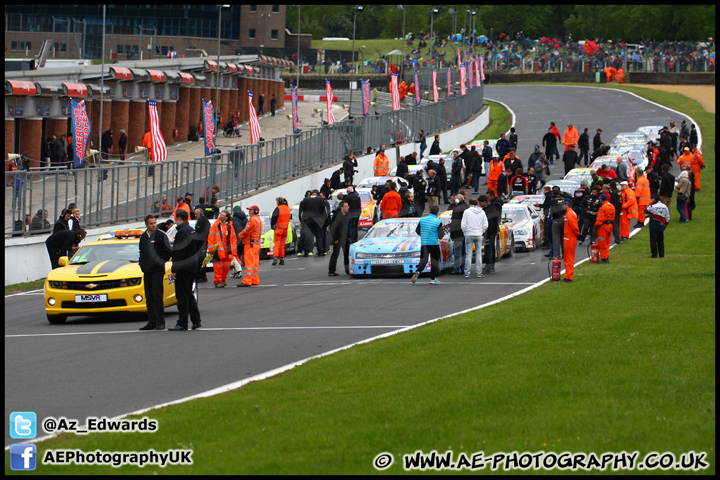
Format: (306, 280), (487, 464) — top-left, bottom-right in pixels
(584, 40), (599, 56)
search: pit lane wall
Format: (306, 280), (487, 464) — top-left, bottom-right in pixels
(5, 106), (489, 286)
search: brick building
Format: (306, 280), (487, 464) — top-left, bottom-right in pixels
(5, 55), (288, 168)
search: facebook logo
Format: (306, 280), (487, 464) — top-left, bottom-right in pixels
(10, 411), (36, 439)
(10, 444), (37, 471)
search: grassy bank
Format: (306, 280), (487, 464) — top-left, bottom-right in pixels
(473, 100), (512, 142)
(6, 85), (714, 475)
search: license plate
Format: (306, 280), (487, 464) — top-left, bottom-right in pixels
(371, 259), (405, 264)
(75, 294), (108, 303)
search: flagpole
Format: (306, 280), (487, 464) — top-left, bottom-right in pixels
(98, 4), (106, 166)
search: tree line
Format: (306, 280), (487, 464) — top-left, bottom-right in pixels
(286, 5), (715, 45)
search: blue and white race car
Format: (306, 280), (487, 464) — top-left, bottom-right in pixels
(348, 218), (454, 276)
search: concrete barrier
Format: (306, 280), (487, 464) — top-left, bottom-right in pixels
(5, 106), (490, 286)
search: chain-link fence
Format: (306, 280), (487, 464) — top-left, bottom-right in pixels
(5, 85), (485, 237)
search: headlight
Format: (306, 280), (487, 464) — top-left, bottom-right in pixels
(356, 252), (372, 258)
(127, 278), (142, 286)
(49, 281), (63, 289)
(514, 229), (528, 236)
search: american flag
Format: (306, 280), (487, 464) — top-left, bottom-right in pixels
(431, 68), (439, 103)
(475, 57), (481, 87)
(248, 92), (261, 144)
(325, 79), (335, 124)
(480, 56), (486, 83)
(390, 72), (400, 111)
(147, 100), (167, 162)
(459, 64), (467, 96)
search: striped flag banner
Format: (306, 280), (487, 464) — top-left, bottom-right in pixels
(361, 79), (370, 116)
(248, 91), (261, 144)
(325, 79), (336, 124)
(459, 64), (467, 96)
(475, 56), (482, 87)
(447, 68), (452, 98)
(70, 98), (91, 168)
(480, 56), (486, 83)
(390, 72), (400, 111)
(201, 99), (216, 156)
(414, 69), (421, 106)
(291, 85), (299, 134)
(468, 59), (474, 92)
(431, 68), (439, 103)
(148, 100), (167, 162)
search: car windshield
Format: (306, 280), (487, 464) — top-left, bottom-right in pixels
(565, 172), (590, 183)
(365, 222), (418, 238)
(358, 192), (373, 203)
(69, 243), (139, 264)
(502, 208), (530, 222)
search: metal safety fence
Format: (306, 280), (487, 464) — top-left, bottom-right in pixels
(5, 85), (484, 237)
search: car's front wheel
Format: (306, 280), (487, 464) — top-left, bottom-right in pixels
(47, 314), (67, 325)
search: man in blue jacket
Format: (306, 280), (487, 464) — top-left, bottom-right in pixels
(412, 205), (445, 285)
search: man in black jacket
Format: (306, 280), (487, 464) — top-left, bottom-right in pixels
(344, 186), (362, 243)
(168, 209), (201, 331)
(46, 228), (86, 270)
(481, 190), (503, 273)
(562, 144), (579, 176)
(609, 181), (623, 245)
(328, 201), (350, 276)
(299, 191), (330, 256)
(496, 134), (510, 162)
(450, 151), (463, 196)
(53, 209), (72, 233)
(658, 164), (675, 209)
(194, 209), (211, 283)
(343, 153), (358, 186)
(482, 140), (493, 182)
(593, 128), (603, 152)
(411, 171), (427, 215)
(396, 156), (409, 180)
(139, 214), (173, 330)
(436, 158), (448, 204)
(101, 128), (113, 161)
(330, 168), (344, 190)
(579, 185), (601, 244)
(448, 192), (469, 274)
(429, 135), (441, 156)
(542, 128), (557, 169)
(578, 128), (590, 166)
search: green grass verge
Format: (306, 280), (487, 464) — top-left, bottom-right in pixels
(5, 278), (45, 295)
(6, 85), (714, 475)
(472, 100), (512, 142)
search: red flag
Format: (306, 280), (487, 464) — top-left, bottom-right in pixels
(325, 79), (336, 124)
(248, 92), (261, 144)
(147, 100), (167, 162)
(391, 72), (400, 111)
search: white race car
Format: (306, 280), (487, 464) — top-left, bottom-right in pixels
(501, 203), (545, 252)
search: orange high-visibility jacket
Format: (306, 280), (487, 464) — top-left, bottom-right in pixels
(595, 201), (616, 226)
(380, 190), (402, 219)
(562, 127), (579, 150)
(564, 207), (579, 238)
(208, 221), (238, 259)
(373, 153), (390, 176)
(488, 160), (504, 182)
(622, 188), (638, 218)
(634, 175), (652, 207)
(676, 151), (693, 169)
(238, 214), (262, 245)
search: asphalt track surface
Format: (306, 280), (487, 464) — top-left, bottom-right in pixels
(4, 85), (693, 447)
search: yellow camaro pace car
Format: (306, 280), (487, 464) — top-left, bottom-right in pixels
(44, 229), (186, 325)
